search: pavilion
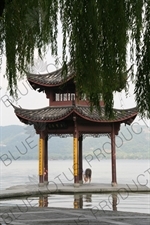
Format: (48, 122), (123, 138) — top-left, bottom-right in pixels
(13, 63), (138, 186)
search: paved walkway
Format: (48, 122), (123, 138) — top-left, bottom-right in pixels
(0, 206), (150, 225)
(0, 183), (149, 224)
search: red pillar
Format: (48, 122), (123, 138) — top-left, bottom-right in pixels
(79, 135), (83, 184)
(111, 123), (117, 186)
(44, 135), (48, 184)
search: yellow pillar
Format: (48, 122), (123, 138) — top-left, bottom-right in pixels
(73, 116), (79, 185)
(73, 137), (78, 179)
(39, 136), (44, 184)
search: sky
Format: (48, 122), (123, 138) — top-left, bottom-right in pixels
(0, 39), (150, 127)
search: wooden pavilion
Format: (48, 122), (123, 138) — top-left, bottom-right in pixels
(13, 63), (138, 186)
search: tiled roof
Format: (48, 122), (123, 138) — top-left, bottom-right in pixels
(75, 106), (138, 123)
(15, 106), (73, 122)
(14, 105), (138, 124)
(27, 62), (75, 87)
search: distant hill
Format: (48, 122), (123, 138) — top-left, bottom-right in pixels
(0, 123), (149, 161)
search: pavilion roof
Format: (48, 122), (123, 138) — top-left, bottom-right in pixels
(14, 105), (138, 125)
(27, 62), (75, 87)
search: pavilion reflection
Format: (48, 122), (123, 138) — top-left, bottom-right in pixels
(37, 193), (118, 210)
(112, 193), (118, 211)
(74, 194), (83, 209)
(39, 195), (49, 207)
(73, 194), (92, 209)
(73, 193), (118, 211)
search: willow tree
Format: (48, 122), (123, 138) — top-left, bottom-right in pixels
(0, 0), (150, 118)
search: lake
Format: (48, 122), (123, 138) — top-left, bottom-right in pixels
(0, 159), (150, 214)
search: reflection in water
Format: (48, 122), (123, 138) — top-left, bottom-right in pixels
(39, 195), (48, 207)
(84, 194), (92, 207)
(74, 194), (83, 209)
(38, 193), (118, 210)
(73, 194), (118, 210)
(1, 192), (148, 214)
(85, 194), (92, 203)
(112, 193), (118, 211)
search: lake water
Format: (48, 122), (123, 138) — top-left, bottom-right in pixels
(0, 159), (150, 214)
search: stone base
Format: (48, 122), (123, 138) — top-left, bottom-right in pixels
(74, 183), (80, 187)
(79, 180), (83, 185)
(111, 182), (117, 187)
(38, 183), (45, 187)
(44, 181), (49, 186)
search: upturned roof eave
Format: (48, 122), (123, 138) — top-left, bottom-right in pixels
(14, 105), (138, 125)
(27, 62), (75, 87)
(27, 74), (75, 87)
(74, 109), (138, 124)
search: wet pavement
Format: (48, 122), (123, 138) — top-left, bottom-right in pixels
(0, 206), (150, 225)
(0, 183), (149, 224)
